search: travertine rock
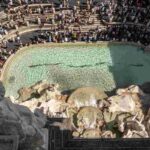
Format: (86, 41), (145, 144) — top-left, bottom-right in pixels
(67, 87), (108, 108)
(20, 98), (40, 112)
(0, 97), (47, 150)
(101, 131), (116, 138)
(18, 81), (68, 119)
(108, 94), (136, 113)
(81, 129), (101, 138)
(38, 99), (68, 117)
(108, 92), (142, 113)
(144, 108), (150, 136)
(4, 81), (150, 140)
(17, 80), (62, 103)
(123, 129), (148, 138)
(17, 87), (36, 102)
(52, 118), (74, 131)
(117, 85), (144, 95)
(77, 106), (104, 129)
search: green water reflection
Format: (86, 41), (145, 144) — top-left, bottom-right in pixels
(3, 43), (150, 98)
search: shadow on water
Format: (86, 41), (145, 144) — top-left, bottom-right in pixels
(61, 88), (76, 95)
(107, 43), (147, 90)
(59, 43), (148, 97)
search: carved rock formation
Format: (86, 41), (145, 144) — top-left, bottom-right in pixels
(0, 82), (47, 150)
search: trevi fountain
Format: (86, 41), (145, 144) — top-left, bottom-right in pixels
(1, 43), (150, 150)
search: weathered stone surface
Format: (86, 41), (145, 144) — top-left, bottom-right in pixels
(31, 80), (50, 94)
(81, 129), (101, 138)
(52, 118), (74, 131)
(41, 128), (49, 150)
(38, 99), (68, 117)
(19, 98), (40, 112)
(34, 108), (47, 128)
(67, 87), (108, 108)
(17, 87), (35, 102)
(17, 81), (62, 106)
(108, 94), (136, 113)
(77, 106), (103, 129)
(108, 93), (142, 113)
(144, 108), (150, 136)
(101, 131), (116, 138)
(3, 80), (150, 141)
(0, 135), (19, 150)
(0, 96), (47, 150)
(103, 108), (119, 123)
(18, 81), (68, 118)
(117, 85), (144, 95)
(123, 129), (149, 138)
(0, 81), (5, 100)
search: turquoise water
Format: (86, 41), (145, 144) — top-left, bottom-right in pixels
(3, 43), (150, 98)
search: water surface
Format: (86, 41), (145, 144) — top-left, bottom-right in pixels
(3, 43), (150, 98)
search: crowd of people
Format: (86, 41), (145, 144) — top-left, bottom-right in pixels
(100, 0), (150, 26)
(1, 1), (98, 33)
(31, 25), (149, 45)
(0, 0), (150, 72)
(2, 0), (49, 6)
